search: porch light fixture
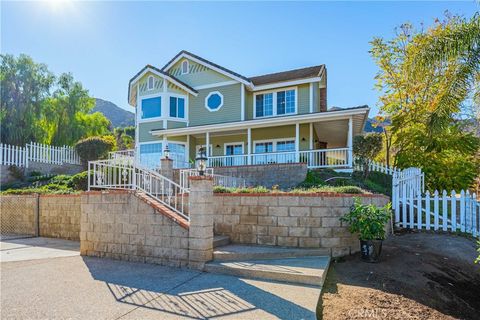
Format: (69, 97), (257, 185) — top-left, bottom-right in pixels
(301, 137), (306, 142)
(215, 144), (221, 148)
(195, 148), (208, 176)
(163, 145), (170, 159)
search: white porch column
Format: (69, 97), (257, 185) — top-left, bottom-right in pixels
(206, 131), (210, 158)
(309, 123), (314, 150)
(295, 123), (300, 162)
(247, 127), (251, 165)
(186, 134), (190, 165)
(348, 117), (353, 167)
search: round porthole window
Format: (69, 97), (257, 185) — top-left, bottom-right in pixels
(205, 91), (224, 111)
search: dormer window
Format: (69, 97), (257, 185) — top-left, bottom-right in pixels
(181, 60), (189, 74)
(147, 76), (154, 90)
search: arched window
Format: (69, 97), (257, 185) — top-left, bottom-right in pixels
(181, 60), (189, 74)
(147, 76), (154, 90)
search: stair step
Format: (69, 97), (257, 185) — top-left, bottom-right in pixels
(204, 256), (330, 286)
(213, 235), (230, 248)
(213, 244), (330, 261)
(135, 192), (189, 229)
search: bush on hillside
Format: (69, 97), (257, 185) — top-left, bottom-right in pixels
(353, 133), (383, 178)
(75, 136), (114, 167)
(70, 171), (92, 191)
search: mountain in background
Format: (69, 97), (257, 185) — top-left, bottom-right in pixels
(92, 98), (135, 128)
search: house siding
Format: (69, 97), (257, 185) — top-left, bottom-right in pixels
(138, 72), (164, 96)
(297, 83), (310, 114)
(169, 59), (232, 87)
(189, 83), (242, 126)
(139, 121), (164, 142)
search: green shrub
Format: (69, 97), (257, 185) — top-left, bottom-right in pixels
(213, 186), (269, 193)
(28, 171), (42, 177)
(353, 134), (383, 178)
(75, 136), (114, 167)
(8, 166), (25, 181)
(291, 186), (365, 194)
(340, 198), (391, 240)
(70, 171), (91, 191)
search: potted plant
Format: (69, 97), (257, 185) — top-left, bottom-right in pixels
(340, 198), (392, 262)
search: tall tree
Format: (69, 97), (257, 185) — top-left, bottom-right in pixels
(0, 54), (111, 146)
(371, 14), (480, 190)
(0, 54), (54, 145)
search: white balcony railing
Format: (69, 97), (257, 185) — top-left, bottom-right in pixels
(207, 148), (351, 169)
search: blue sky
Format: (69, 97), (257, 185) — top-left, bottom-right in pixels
(2, 1), (478, 116)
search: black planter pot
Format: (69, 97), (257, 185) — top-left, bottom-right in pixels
(360, 239), (383, 263)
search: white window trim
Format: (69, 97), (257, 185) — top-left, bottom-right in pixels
(205, 91), (224, 112)
(253, 86), (298, 119)
(139, 92), (189, 124)
(139, 94), (163, 123)
(224, 142), (245, 155)
(168, 93), (188, 122)
(181, 60), (189, 75)
(253, 137), (296, 153)
(147, 75), (155, 91)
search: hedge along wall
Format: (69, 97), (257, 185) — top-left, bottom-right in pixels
(0, 194), (81, 240)
(211, 193), (390, 257)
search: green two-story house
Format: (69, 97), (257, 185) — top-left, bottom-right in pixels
(128, 50), (369, 169)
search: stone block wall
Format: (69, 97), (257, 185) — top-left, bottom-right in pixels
(80, 191), (190, 267)
(39, 195), (81, 240)
(0, 195), (38, 237)
(174, 163), (308, 189)
(212, 193), (390, 257)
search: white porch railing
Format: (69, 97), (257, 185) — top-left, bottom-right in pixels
(354, 158), (400, 176)
(0, 142), (80, 167)
(179, 168), (246, 190)
(207, 148), (351, 169)
(88, 158), (189, 220)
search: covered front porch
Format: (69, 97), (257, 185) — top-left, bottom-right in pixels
(147, 107), (368, 170)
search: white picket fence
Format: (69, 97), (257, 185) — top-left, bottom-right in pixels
(392, 167), (479, 237)
(0, 142), (80, 167)
(354, 158), (400, 176)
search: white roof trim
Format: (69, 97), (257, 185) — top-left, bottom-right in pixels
(151, 107), (369, 137)
(252, 77), (323, 91)
(129, 66), (198, 97)
(163, 52), (253, 88)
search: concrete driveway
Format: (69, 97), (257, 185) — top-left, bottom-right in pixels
(1, 238), (321, 319)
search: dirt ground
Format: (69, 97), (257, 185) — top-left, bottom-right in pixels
(319, 231), (480, 320)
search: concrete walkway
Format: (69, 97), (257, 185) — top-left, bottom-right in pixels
(0, 237), (79, 262)
(0, 238), (321, 319)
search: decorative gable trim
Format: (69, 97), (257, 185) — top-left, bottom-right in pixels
(128, 65), (198, 106)
(162, 51), (253, 88)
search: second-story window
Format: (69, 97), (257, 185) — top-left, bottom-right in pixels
(147, 76), (154, 90)
(255, 93), (273, 117)
(255, 88), (296, 118)
(181, 60), (189, 74)
(141, 97), (161, 119)
(169, 96), (185, 118)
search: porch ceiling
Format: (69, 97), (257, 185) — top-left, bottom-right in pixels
(314, 114), (364, 148)
(153, 107), (369, 138)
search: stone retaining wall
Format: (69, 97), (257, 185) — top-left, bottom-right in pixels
(39, 195), (81, 240)
(212, 193), (390, 257)
(0, 194), (81, 240)
(174, 163), (308, 189)
(0, 195), (39, 237)
(80, 191), (190, 267)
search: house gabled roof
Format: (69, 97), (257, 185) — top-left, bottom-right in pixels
(161, 50), (253, 86)
(249, 65), (325, 86)
(128, 64), (198, 104)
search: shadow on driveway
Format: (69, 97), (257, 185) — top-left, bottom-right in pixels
(82, 256), (319, 319)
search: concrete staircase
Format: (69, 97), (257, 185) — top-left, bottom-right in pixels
(205, 242), (330, 287)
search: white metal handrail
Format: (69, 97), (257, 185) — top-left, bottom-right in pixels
(179, 168), (245, 190)
(88, 158), (189, 220)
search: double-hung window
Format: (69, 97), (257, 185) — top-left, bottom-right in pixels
(255, 88), (296, 118)
(255, 93), (273, 117)
(141, 97), (161, 119)
(169, 96), (185, 118)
